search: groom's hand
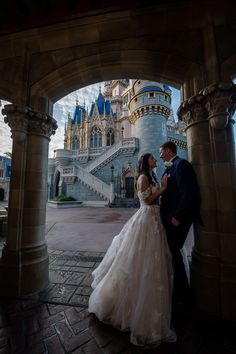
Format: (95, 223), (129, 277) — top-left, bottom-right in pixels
(171, 216), (181, 226)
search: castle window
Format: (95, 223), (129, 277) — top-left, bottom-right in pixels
(90, 126), (102, 148)
(135, 98), (138, 102)
(0, 169), (3, 178)
(106, 129), (115, 146)
(123, 94), (129, 104)
(72, 137), (79, 150)
(149, 92), (154, 98)
(138, 81), (141, 84)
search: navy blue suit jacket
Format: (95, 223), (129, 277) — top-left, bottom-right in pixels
(160, 156), (201, 225)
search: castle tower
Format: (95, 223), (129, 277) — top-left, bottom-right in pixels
(110, 80), (129, 115)
(128, 80), (171, 162)
(103, 80), (112, 99)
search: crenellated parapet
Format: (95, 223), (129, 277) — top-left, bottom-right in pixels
(129, 104), (170, 124)
(168, 137), (187, 150)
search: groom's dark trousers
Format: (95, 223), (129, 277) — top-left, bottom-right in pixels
(160, 156), (201, 305)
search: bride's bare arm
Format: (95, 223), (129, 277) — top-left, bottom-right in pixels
(137, 175), (167, 205)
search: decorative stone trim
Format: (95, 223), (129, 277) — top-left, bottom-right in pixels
(178, 82), (236, 130)
(129, 105), (170, 124)
(61, 167), (75, 175)
(203, 83), (236, 129)
(2, 104), (29, 143)
(63, 176), (77, 184)
(28, 111), (57, 138)
(168, 137), (187, 149)
(2, 104), (57, 140)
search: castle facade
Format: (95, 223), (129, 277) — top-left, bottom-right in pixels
(49, 80), (187, 206)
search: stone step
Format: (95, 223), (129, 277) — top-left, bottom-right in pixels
(109, 198), (139, 208)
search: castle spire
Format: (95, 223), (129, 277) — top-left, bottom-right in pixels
(67, 112), (72, 123)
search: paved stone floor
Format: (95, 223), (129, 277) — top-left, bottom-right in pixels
(0, 248), (235, 354)
(0, 206), (235, 353)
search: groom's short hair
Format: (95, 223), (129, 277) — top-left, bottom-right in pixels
(160, 141), (177, 154)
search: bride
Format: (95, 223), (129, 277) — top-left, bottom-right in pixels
(88, 153), (177, 347)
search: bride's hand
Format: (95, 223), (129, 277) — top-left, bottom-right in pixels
(161, 174), (168, 191)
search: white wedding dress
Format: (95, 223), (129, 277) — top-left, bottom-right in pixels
(88, 184), (177, 347)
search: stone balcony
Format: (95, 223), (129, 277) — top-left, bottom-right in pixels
(55, 149), (72, 166)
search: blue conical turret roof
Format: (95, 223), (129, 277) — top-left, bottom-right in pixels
(72, 105), (86, 124)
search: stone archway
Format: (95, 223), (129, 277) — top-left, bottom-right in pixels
(0, 0), (235, 321)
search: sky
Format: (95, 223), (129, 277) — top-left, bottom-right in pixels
(0, 82), (181, 157)
(0, 81), (235, 157)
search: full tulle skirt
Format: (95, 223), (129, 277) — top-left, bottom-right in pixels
(88, 204), (176, 347)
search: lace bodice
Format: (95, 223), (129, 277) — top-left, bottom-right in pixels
(137, 184), (160, 207)
(137, 186), (152, 206)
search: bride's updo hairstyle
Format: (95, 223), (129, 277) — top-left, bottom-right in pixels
(137, 153), (153, 185)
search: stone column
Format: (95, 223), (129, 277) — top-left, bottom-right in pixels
(178, 82), (236, 320)
(0, 104), (57, 296)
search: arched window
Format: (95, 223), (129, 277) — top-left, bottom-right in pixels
(106, 129), (115, 146)
(72, 137), (79, 150)
(90, 127), (102, 148)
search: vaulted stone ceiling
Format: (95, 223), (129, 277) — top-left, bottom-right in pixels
(0, 0), (235, 108)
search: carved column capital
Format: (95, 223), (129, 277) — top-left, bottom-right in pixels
(178, 82), (236, 130)
(2, 104), (58, 141)
(28, 110), (57, 139)
(2, 104), (29, 143)
(200, 82), (236, 130)
(177, 94), (207, 126)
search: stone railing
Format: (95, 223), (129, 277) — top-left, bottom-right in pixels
(84, 137), (138, 173)
(60, 165), (111, 201)
(55, 149), (71, 166)
(75, 165), (111, 201)
(71, 147), (108, 163)
(61, 166), (77, 184)
(54, 138), (138, 170)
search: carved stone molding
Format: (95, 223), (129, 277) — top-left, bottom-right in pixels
(129, 104), (170, 124)
(2, 104), (29, 143)
(2, 104), (58, 141)
(28, 111), (57, 139)
(177, 94), (207, 126)
(201, 82), (236, 130)
(178, 82), (236, 130)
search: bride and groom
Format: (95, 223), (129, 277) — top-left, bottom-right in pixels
(88, 141), (201, 347)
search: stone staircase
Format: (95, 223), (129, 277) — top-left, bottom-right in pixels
(57, 138), (138, 204)
(84, 137), (138, 173)
(109, 197), (139, 208)
(61, 165), (111, 202)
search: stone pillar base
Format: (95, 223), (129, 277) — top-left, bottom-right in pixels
(191, 250), (220, 317)
(220, 264), (236, 320)
(0, 244), (49, 296)
(192, 250), (236, 320)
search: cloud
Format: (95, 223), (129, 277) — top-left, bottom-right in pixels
(1, 82), (235, 158)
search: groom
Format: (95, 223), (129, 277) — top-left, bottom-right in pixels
(159, 141), (201, 310)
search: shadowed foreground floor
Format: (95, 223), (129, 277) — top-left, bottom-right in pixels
(0, 206), (235, 353)
(0, 248), (235, 354)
